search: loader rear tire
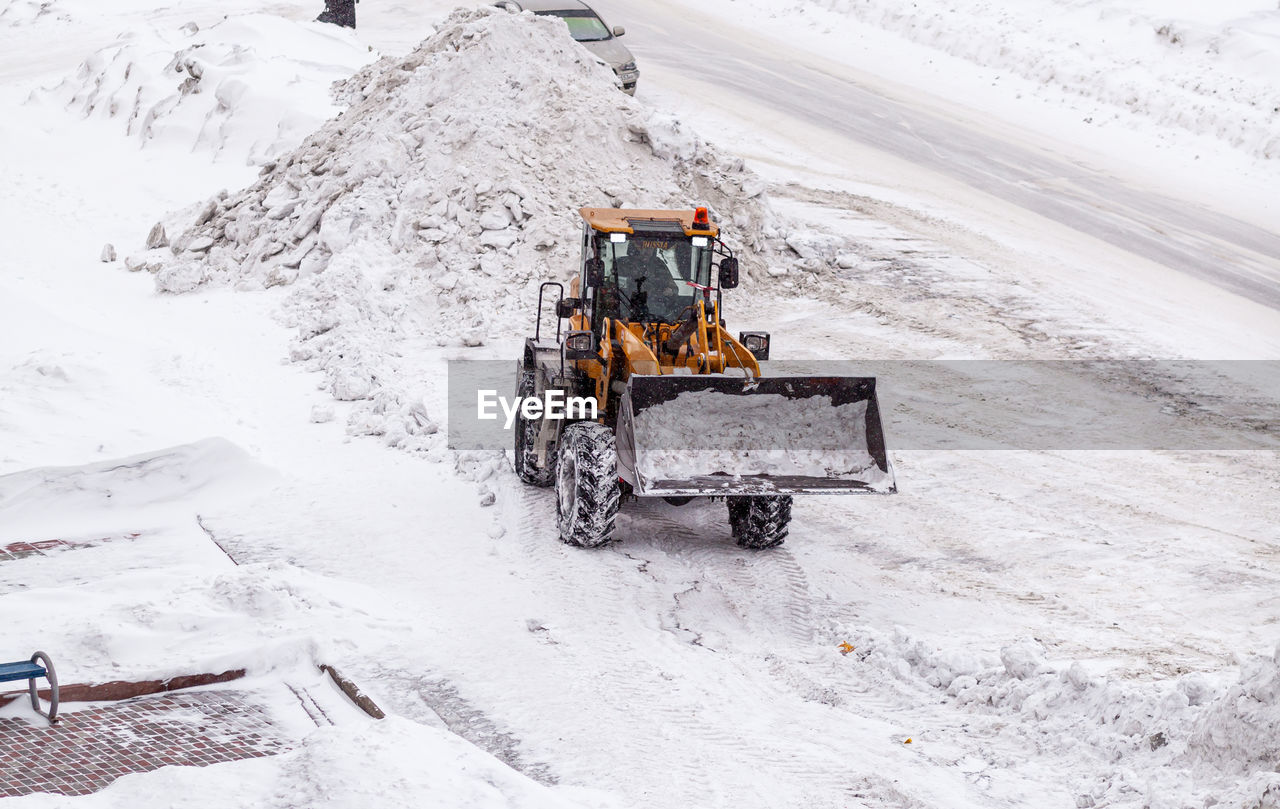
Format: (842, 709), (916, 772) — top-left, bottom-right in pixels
(514, 369), (555, 487)
(556, 422), (621, 548)
(728, 495), (792, 550)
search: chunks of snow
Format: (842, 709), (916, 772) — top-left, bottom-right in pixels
(1000, 639), (1049, 680)
(310, 403), (336, 423)
(145, 222), (168, 249)
(632, 388), (887, 486)
(142, 8), (791, 452)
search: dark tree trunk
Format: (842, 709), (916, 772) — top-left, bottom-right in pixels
(317, 0), (356, 28)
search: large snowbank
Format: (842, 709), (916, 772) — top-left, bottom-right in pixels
(715, 0), (1280, 160)
(41, 13), (374, 165)
(848, 627), (1280, 808)
(133, 8), (796, 451)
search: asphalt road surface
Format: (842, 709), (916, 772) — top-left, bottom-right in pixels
(599, 0), (1280, 311)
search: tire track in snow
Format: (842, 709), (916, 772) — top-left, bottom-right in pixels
(487, 486), (884, 805)
(619, 499), (818, 649)
(504, 478), (559, 557)
(490, 481), (729, 804)
(604, 500), (899, 806)
(489, 476), (995, 807)
(359, 666), (560, 785)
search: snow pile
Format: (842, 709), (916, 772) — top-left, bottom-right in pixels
(849, 626), (1280, 808)
(737, 0), (1280, 160)
(137, 8), (787, 450)
(633, 388), (888, 486)
(42, 14), (374, 165)
(1186, 647), (1280, 805)
(0, 0), (65, 26)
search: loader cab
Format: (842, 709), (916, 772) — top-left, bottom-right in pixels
(576, 207), (726, 332)
(597, 231), (710, 325)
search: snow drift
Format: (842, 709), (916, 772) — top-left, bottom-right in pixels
(41, 13), (374, 165)
(0, 0), (65, 26)
(0, 438), (275, 540)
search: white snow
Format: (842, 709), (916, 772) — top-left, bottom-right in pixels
(633, 388), (889, 486)
(0, 438), (275, 541)
(660, 0), (1280, 180)
(42, 14), (375, 165)
(674, 0), (1280, 164)
(1, 1), (1278, 808)
(16, 715), (608, 809)
(129, 8), (793, 452)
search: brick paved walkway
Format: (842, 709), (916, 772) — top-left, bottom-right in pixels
(0, 689), (292, 797)
(0, 534), (141, 564)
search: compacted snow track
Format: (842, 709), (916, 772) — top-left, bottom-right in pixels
(488, 448), (1280, 806)
(491, 479), (996, 809)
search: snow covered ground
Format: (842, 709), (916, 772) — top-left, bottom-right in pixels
(2, 1), (1278, 808)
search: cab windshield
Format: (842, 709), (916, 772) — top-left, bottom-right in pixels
(599, 234), (713, 323)
(537, 10), (611, 41)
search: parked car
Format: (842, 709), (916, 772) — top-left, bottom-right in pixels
(493, 0), (639, 95)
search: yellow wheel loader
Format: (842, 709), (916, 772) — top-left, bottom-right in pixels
(515, 207), (895, 549)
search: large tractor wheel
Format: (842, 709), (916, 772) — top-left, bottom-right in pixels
(727, 495), (793, 550)
(556, 422), (621, 548)
(513, 369), (555, 487)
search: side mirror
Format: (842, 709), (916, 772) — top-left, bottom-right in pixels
(556, 297), (579, 319)
(585, 257), (605, 288)
(564, 330), (598, 361)
(718, 257), (739, 289)
(612, 25), (626, 36)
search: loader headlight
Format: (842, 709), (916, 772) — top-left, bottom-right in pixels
(739, 331), (770, 360)
(564, 330), (598, 360)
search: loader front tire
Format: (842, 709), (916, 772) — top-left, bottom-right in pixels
(514, 369), (555, 487)
(556, 422), (621, 548)
(728, 495), (792, 550)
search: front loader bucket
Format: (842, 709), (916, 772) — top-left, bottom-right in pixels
(615, 375), (896, 497)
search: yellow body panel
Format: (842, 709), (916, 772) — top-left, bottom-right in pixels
(572, 300), (760, 396)
(615, 322), (663, 376)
